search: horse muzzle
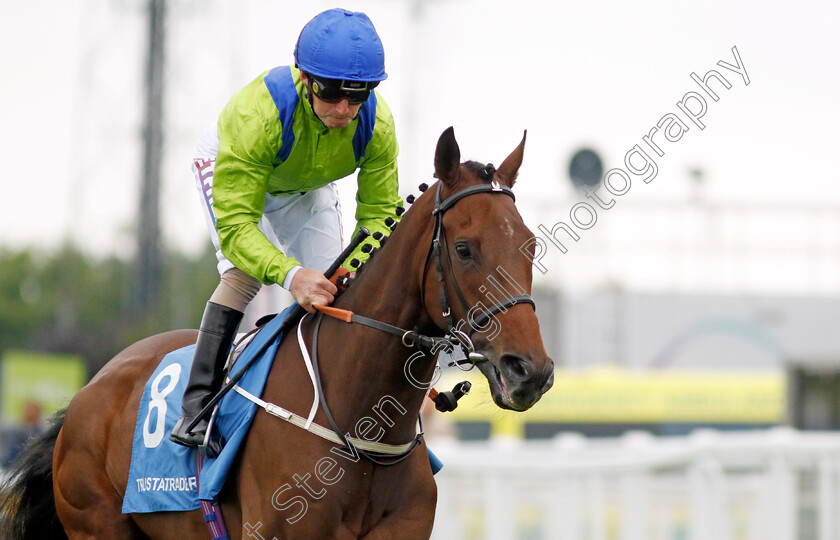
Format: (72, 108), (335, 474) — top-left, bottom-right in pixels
(476, 351), (554, 411)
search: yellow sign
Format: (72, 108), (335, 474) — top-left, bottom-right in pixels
(439, 366), (785, 425)
(1, 350), (87, 423)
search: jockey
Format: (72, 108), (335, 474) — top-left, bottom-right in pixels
(171, 8), (402, 451)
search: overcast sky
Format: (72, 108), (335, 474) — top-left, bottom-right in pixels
(2, 0), (838, 294)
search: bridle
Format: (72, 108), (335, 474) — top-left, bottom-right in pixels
(286, 175), (537, 465)
(315, 175), (535, 367)
(421, 177), (535, 368)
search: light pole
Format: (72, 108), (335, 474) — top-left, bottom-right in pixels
(132, 0), (166, 316)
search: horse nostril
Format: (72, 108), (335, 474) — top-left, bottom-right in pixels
(543, 360), (555, 379)
(500, 354), (530, 381)
(541, 369), (555, 393)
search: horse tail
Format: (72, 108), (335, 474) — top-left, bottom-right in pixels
(0, 408), (69, 540)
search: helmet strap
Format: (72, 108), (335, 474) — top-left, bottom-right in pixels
(302, 76), (326, 125)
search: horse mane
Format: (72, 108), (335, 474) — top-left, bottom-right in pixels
(352, 160), (495, 278)
(463, 160), (496, 183)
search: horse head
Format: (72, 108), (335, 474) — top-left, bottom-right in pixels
(421, 127), (555, 411)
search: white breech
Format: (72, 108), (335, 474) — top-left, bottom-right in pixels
(191, 123), (344, 311)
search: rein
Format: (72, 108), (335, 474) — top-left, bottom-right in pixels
(308, 311), (424, 465)
(312, 304), (448, 351)
(320, 178), (536, 367)
(244, 178), (538, 465)
(233, 312), (422, 460)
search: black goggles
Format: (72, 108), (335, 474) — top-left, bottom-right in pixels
(307, 75), (377, 105)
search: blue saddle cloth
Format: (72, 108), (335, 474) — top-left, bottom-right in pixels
(122, 305), (296, 514)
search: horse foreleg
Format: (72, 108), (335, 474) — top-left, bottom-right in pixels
(359, 450), (437, 540)
(360, 511), (436, 540)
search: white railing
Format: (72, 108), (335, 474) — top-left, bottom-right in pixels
(430, 428), (840, 540)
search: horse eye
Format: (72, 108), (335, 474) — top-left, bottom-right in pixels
(455, 242), (472, 260)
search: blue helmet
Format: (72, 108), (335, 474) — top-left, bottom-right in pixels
(294, 8), (388, 82)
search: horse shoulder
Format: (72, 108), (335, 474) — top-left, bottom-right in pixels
(362, 451), (437, 539)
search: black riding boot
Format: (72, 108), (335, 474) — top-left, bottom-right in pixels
(170, 301), (243, 455)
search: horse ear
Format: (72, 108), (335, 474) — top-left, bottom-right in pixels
(434, 127), (461, 186)
(497, 130), (527, 187)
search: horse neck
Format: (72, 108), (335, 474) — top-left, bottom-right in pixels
(338, 191), (439, 334)
(316, 194), (440, 437)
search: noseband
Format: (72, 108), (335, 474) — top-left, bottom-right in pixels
(423, 178), (535, 368)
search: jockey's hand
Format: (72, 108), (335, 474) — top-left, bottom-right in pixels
(290, 268), (337, 313)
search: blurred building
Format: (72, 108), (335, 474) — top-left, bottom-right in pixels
(432, 289), (840, 440)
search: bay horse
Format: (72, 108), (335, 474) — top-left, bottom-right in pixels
(0, 127), (554, 539)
